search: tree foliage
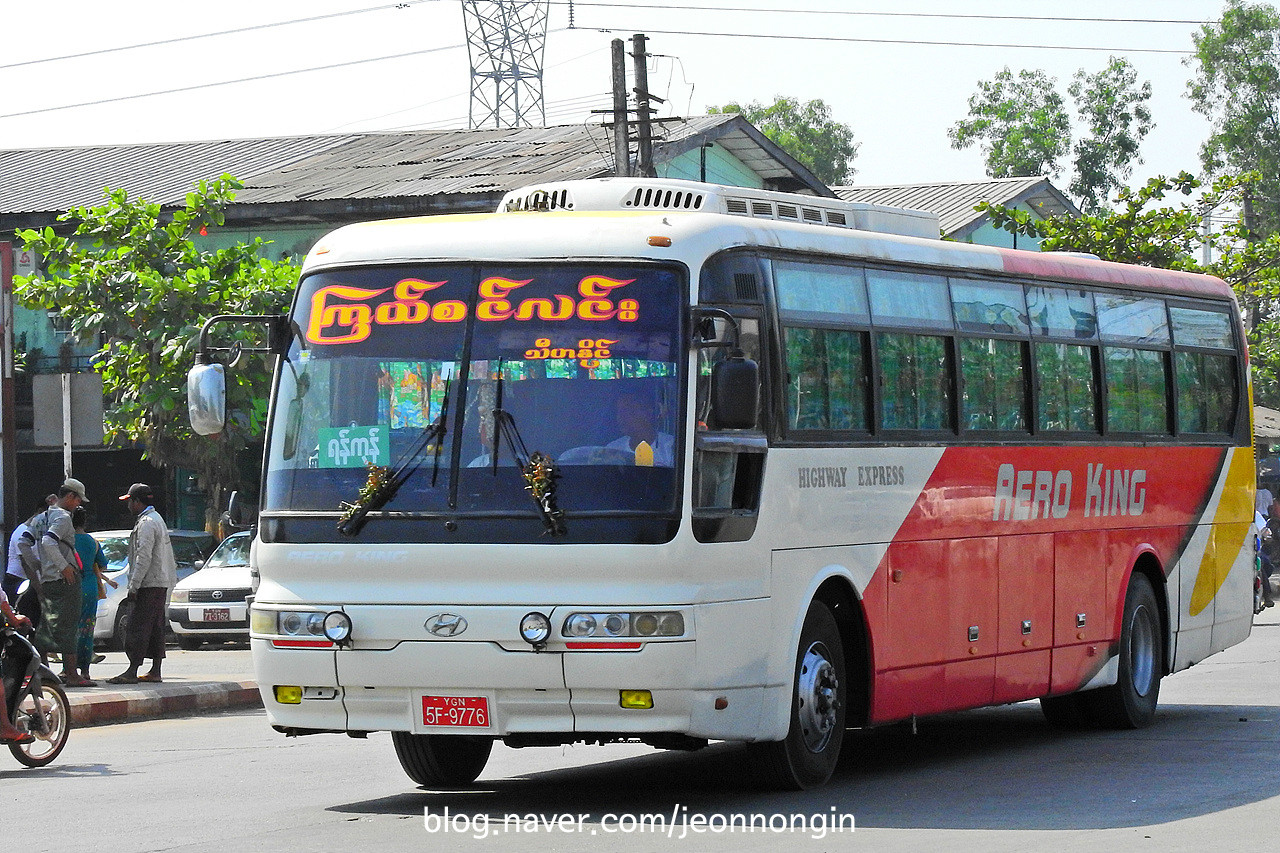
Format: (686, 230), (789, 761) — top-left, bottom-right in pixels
(1068, 57), (1154, 213)
(710, 96), (859, 185)
(951, 60), (1153, 211)
(14, 176), (298, 527)
(977, 172), (1280, 405)
(1187, 0), (1280, 234)
(948, 67), (1071, 179)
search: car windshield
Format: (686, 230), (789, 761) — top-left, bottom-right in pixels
(265, 262), (684, 521)
(96, 536), (129, 571)
(205, 534), (250, 568)
(171, 536), (211, 568)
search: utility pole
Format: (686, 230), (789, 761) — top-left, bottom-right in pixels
(461, 1), (550, 129)
(631, 33), (656, 178)
(610, 39), (630, 177)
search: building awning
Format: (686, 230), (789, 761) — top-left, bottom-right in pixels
(1256, 406), (1280, 440)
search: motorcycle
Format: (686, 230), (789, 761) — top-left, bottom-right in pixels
(2, 619), (71, 767)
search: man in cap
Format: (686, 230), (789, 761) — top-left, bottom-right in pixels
(107, 484), (176, 685)
(27, 478), (94, 687)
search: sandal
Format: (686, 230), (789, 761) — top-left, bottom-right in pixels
(1, 731), (35, 745)
(137, 674), (163, 683)
(63, 676), (96, 687)
(105, 674), (138, 685)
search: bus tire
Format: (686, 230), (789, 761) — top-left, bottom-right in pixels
(749, 600), (846, 790)
(1083, 572), (1163, 729)
(391, 732), (493, 787)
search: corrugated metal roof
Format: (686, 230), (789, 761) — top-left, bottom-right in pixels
(832, 177), (1077, 236)
(1, 114), (826, 218)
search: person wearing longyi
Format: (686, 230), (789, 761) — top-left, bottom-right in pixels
(107, 484), (177, 686)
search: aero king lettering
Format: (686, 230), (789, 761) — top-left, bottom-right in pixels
(993, 462), (1147, 521)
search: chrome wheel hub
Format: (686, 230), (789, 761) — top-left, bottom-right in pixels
(797, 641), (841, 753)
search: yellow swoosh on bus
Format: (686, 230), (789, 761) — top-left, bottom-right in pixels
(1189, 448), (1255, 617)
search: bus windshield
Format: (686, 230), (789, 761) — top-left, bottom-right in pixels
(264, 262), (685, 523)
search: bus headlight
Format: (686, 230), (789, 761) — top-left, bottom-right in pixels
(323, 611), (353, 645)
(277, 611), (328, 638)
(520, 611), (551, 648)
(560, 612), (685, 638)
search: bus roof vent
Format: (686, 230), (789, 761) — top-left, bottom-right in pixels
(497, 178), (940, 239)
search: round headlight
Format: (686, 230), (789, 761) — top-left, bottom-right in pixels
(564, 613), (597, 637)
(307, 612), (327, 636)
(603, 614), (628, 636)
(281, 612), (304, 635)
(520, 611), (551, 646)
(633, 613), (659, 636)
(323, 611), (352, 644)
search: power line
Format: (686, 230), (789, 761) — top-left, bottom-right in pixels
(0, 0), (438, 71)
(582, 26), (1197, 55)
(554, 1), (1215, 26)
(0, 42), (468, 122)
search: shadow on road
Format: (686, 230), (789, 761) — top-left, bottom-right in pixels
(329, 699), (1280, 831)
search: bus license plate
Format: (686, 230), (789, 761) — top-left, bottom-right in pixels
(422, 695), (490, 728)
(203, 608), (231, 622)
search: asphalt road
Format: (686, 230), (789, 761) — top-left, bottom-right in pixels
(5, 611), (1280, 853)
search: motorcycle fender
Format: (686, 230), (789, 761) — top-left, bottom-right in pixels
(36, 665), (62, 685)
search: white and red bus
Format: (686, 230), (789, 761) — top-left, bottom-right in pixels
(190, 177), (1255, 790)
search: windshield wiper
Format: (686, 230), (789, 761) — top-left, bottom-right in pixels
(337, 378), (451, 536)
(489, 363), (566, 536)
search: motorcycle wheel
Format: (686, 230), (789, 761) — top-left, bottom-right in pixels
(9, 681), (71, 767)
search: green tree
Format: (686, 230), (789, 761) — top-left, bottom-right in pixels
(14, 175), (298, 528)
(1068, 57), (1154, 213)
(1187, 1), (1280, 234)
(710, 96), (859, 185)
(948, 67), (1071, 179)
(977, 172), (1280, 405)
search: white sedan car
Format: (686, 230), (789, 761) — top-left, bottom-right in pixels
(167, 531), (252, 650)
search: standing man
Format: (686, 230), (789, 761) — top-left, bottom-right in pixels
(107, 483), (176, 685)
(4, 494), (55, 627)
(30, 479), (93, 687)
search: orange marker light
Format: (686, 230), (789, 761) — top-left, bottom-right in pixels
(648, 236), (672, 247)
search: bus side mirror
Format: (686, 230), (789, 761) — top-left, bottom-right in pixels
(711, 353), (759, 430)
(188, 361), (226, 436)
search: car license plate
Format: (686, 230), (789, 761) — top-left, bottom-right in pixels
(203, 608), (231, 622)
(421, 695), (490, 728)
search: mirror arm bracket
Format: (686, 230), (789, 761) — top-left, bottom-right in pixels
(197, 314), (291, 365)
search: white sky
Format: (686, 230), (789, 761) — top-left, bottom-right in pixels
(0, 0), (1230, 189)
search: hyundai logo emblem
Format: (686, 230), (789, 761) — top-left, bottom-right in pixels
(212, 590), (223, 600)
(425, 613), (468, 637)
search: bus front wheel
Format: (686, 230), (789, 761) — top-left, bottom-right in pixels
(749, 600), (847, 790)
(391, 732), (493, 787)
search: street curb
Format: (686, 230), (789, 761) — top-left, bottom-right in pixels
(66, 680), (263, 727)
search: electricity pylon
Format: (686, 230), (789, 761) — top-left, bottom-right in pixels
(460, 1), (550, 128)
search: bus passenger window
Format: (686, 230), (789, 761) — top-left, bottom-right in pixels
(960, 338), (1026, 432)
(1035, 343), (1097, 432)
(1105, 347), (1169, 434)
(877, 332), (953, 431)
(1176, 352), (1236, 434)
(784, 327), (869, 432)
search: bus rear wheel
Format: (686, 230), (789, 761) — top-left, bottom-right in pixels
(749, 600), (846, 790)
(391, 732), (493, 787)
(1085, 572), (1162, 728)
(1040, 573), (1163, 730)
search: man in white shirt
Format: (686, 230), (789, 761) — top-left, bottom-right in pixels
(107, 484), (177, 685)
